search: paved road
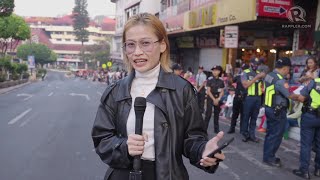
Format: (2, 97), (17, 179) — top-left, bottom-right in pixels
(0, 70), (305, 180)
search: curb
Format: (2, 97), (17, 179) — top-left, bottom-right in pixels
(0, 81), (31, 95)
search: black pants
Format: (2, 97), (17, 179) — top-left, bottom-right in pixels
(229, 96), (244, 131)
(197, 88), (206, 113)
(204, 98), (221, 132)
(107, 160), (155, 180)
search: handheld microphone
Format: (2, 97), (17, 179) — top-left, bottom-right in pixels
(130, 97), (146, 180)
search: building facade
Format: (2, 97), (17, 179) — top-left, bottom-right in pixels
(110, 0), (161, 69)
(25, 15), (115, 68)
(161, 0), (318, 75)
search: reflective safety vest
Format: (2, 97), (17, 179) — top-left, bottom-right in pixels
(244, 69), (263, 96)
(264, 72), (284, 107)
(309, 78), (320, 109)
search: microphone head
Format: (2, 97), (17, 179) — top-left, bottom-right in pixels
(134, 97), (147, 111)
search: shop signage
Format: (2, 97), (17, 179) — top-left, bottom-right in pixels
(176, 36), (194, 48)
(257, 0), (292, 18)
(195, 36), (218, 48)
(185, 0), (256, 31)
(162, 14), (184, 33)
(188, 4), (217, 28)
(224, 26), (239, 48)
(190, 0), (218, 9)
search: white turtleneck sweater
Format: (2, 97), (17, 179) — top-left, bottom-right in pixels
(127, 63), (160, 161)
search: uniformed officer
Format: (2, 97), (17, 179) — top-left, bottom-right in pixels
(241, 58), (266, 142)
(227, 63), (249, 134)
(262, 57), (299, 167)
(204, 65), (224, 133)
(292, 78), (320, 179)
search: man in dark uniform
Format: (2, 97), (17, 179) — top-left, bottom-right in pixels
(204, 65), (224, 133)
(227, 63), (249, 134)
(241, 58), (265, 142)
(263, 57), (300, 167)
(293, 78), (320, 179)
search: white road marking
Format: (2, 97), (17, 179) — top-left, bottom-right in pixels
(97, 91), (102, 96)
(220, 162), (241, 180)
(229, 145), (275, 174)
(17, 93), (33, 101)
(48, 92), (53, 96)
(69, 93), (90, 101)
(8, 108), (32, 125)
(20, 117), (32, 127)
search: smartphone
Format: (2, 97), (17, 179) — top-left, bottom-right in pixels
(206, 137), (234, 158)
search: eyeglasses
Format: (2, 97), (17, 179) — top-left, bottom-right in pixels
(123, 39), (160, 54)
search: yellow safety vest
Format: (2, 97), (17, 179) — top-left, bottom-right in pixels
(244, 69), (263, 96)
(264, 73), (283, 107)
(309, 78), (320, 109)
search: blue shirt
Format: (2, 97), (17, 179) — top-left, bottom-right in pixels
(300, 80), (314, 97)
(273, 70), (290, 98)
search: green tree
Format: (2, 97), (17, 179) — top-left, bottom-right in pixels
(84, 40), (111, 67)
(0, 0), (14, 17)
(16, 43), (56, 66)
(72, 0), (90, 46)
(0, 14), (31, 55)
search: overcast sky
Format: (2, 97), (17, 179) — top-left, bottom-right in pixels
(14, 0), (116, 18)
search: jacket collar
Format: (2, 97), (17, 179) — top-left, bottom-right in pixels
(115, 67), (175, 102)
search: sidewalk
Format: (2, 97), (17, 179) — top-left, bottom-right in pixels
(0, 81), (31, 95)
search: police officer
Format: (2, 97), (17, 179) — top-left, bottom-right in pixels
(241, 58), (265, 142)
(292, 78), (320, 179)
(263, 57), (299, 167)
(204, 65), (224, 133)
(227, 63), (249, 134)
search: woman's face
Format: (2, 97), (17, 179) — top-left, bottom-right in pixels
(124, 24), (166, 73)
(307, 59), (316, 70)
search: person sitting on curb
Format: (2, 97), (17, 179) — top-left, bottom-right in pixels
(283, 100), (302, 140)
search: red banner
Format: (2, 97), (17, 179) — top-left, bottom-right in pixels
(257, 0), (292, 18)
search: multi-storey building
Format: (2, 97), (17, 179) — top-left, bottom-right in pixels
(110, 0), (161, 67)
(160, 0), (318, 75)
(25, 15), (115, 68)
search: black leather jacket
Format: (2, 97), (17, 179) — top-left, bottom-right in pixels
(92, 68), (219, 180)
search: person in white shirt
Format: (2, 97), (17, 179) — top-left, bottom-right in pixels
(196, 66), (207, 113)
(92, 13), (225, 180)
(224, 88), (235, 119)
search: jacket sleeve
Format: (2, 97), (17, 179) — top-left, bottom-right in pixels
(182, 83), (219, 173)
(91, 84), (132, 168)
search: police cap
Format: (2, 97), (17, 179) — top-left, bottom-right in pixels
(250, 57), (261, 65)
(275, 57), (291, 67)
(211, 65), (223, 72)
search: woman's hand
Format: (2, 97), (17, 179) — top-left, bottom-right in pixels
(200, 131), (225, 167)
(127, 133), (148, 156)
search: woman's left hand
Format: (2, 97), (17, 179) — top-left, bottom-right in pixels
(200, 131), (225, 167)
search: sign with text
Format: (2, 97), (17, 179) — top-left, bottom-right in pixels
(27, 56), (35, 69)
(224, 26), (239, 48)
(257, 0), (292, 18)
(185, 0), (256, 31)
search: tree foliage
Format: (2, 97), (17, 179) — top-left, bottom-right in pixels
(84, 40), (111, 64)
(16, 43), (56, 66)
(0, 0), (14, 17)
(0, 14), (31, 55)
(72, 0), (90, 46)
